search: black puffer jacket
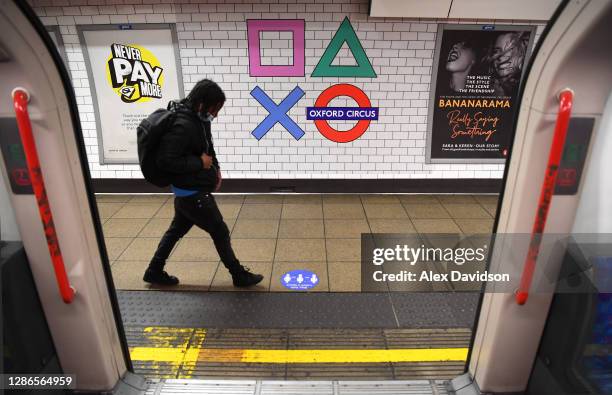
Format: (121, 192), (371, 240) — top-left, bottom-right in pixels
(155, 101), (219, 191)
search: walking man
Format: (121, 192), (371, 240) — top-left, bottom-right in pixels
(143, 79), (264, 287)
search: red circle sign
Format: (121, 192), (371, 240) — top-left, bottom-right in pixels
(313, 84), (372, 143)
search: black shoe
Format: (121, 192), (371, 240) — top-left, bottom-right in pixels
(232, 266), (264, 287)
(143, 268), (179, 286)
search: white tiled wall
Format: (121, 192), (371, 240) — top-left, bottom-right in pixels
(30, 0), (546, 180)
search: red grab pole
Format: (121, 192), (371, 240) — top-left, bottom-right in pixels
(516, 89), (574, 305)
(12, 88), (75, 304)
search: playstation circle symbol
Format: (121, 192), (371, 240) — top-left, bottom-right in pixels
(307, 84), (378, 143)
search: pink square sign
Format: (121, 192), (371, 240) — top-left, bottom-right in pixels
(247, 19), (305, 77)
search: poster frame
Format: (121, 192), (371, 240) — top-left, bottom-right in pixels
(77, 23), (184, 165)
(46, 25), (69, 66)
(425, 23), (536, 164)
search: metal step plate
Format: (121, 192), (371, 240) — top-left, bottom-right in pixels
(145, 379), (450, 395)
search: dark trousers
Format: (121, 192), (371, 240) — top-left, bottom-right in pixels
(149, 192), (242, 274)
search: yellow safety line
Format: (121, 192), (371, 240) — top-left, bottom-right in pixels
(240, 348), (468, 363)
(130, 347), (201, 364)
(131, 347), (468, 364)
(130, 327), (206, 378)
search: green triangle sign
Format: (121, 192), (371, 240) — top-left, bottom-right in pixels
(311, 17), (377, 78)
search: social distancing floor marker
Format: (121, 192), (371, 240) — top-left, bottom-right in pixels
(129, 327), (468, 372)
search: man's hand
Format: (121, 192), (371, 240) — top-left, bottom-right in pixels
(215, 169), (222, 191)
(201, 153), (213, 169)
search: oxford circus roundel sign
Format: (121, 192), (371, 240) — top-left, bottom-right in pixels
(309, 84), (378, 143)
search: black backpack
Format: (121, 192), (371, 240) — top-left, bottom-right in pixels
(136, 108), (176, 187)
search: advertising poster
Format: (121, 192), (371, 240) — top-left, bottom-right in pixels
(426, 24), (535, 163)
(79, 25), (183, 163)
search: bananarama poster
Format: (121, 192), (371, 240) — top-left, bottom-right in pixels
(79, 25), (183, 164)
(426, 24), (535, 163)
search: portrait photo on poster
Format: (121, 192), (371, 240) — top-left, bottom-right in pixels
(426, 24), (535, 164)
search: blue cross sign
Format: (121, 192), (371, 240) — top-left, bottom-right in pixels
(250, 86), (305, 140)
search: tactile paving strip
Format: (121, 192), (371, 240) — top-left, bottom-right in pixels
(117, 291), (479, 329)
(390, 293), (480, 328)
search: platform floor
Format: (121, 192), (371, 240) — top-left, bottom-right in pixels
(97, 193), (497, 292)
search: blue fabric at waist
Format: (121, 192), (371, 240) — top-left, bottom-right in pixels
(170, 185), (198, 197)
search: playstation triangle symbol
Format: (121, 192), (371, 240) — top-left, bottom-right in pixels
(311, 17), (376, 78)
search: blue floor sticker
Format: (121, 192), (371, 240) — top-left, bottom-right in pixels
(282, 270), (319, 290)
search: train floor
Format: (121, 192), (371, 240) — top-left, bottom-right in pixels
(100, 193), (493, 381)
(143, 378), (453, 394)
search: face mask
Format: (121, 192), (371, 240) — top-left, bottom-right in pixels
(199, 111), (215, 123)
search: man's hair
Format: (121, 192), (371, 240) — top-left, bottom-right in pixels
(184, 79), (226, 111)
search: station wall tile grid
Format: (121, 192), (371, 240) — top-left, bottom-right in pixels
(30, 0), (546, 180)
